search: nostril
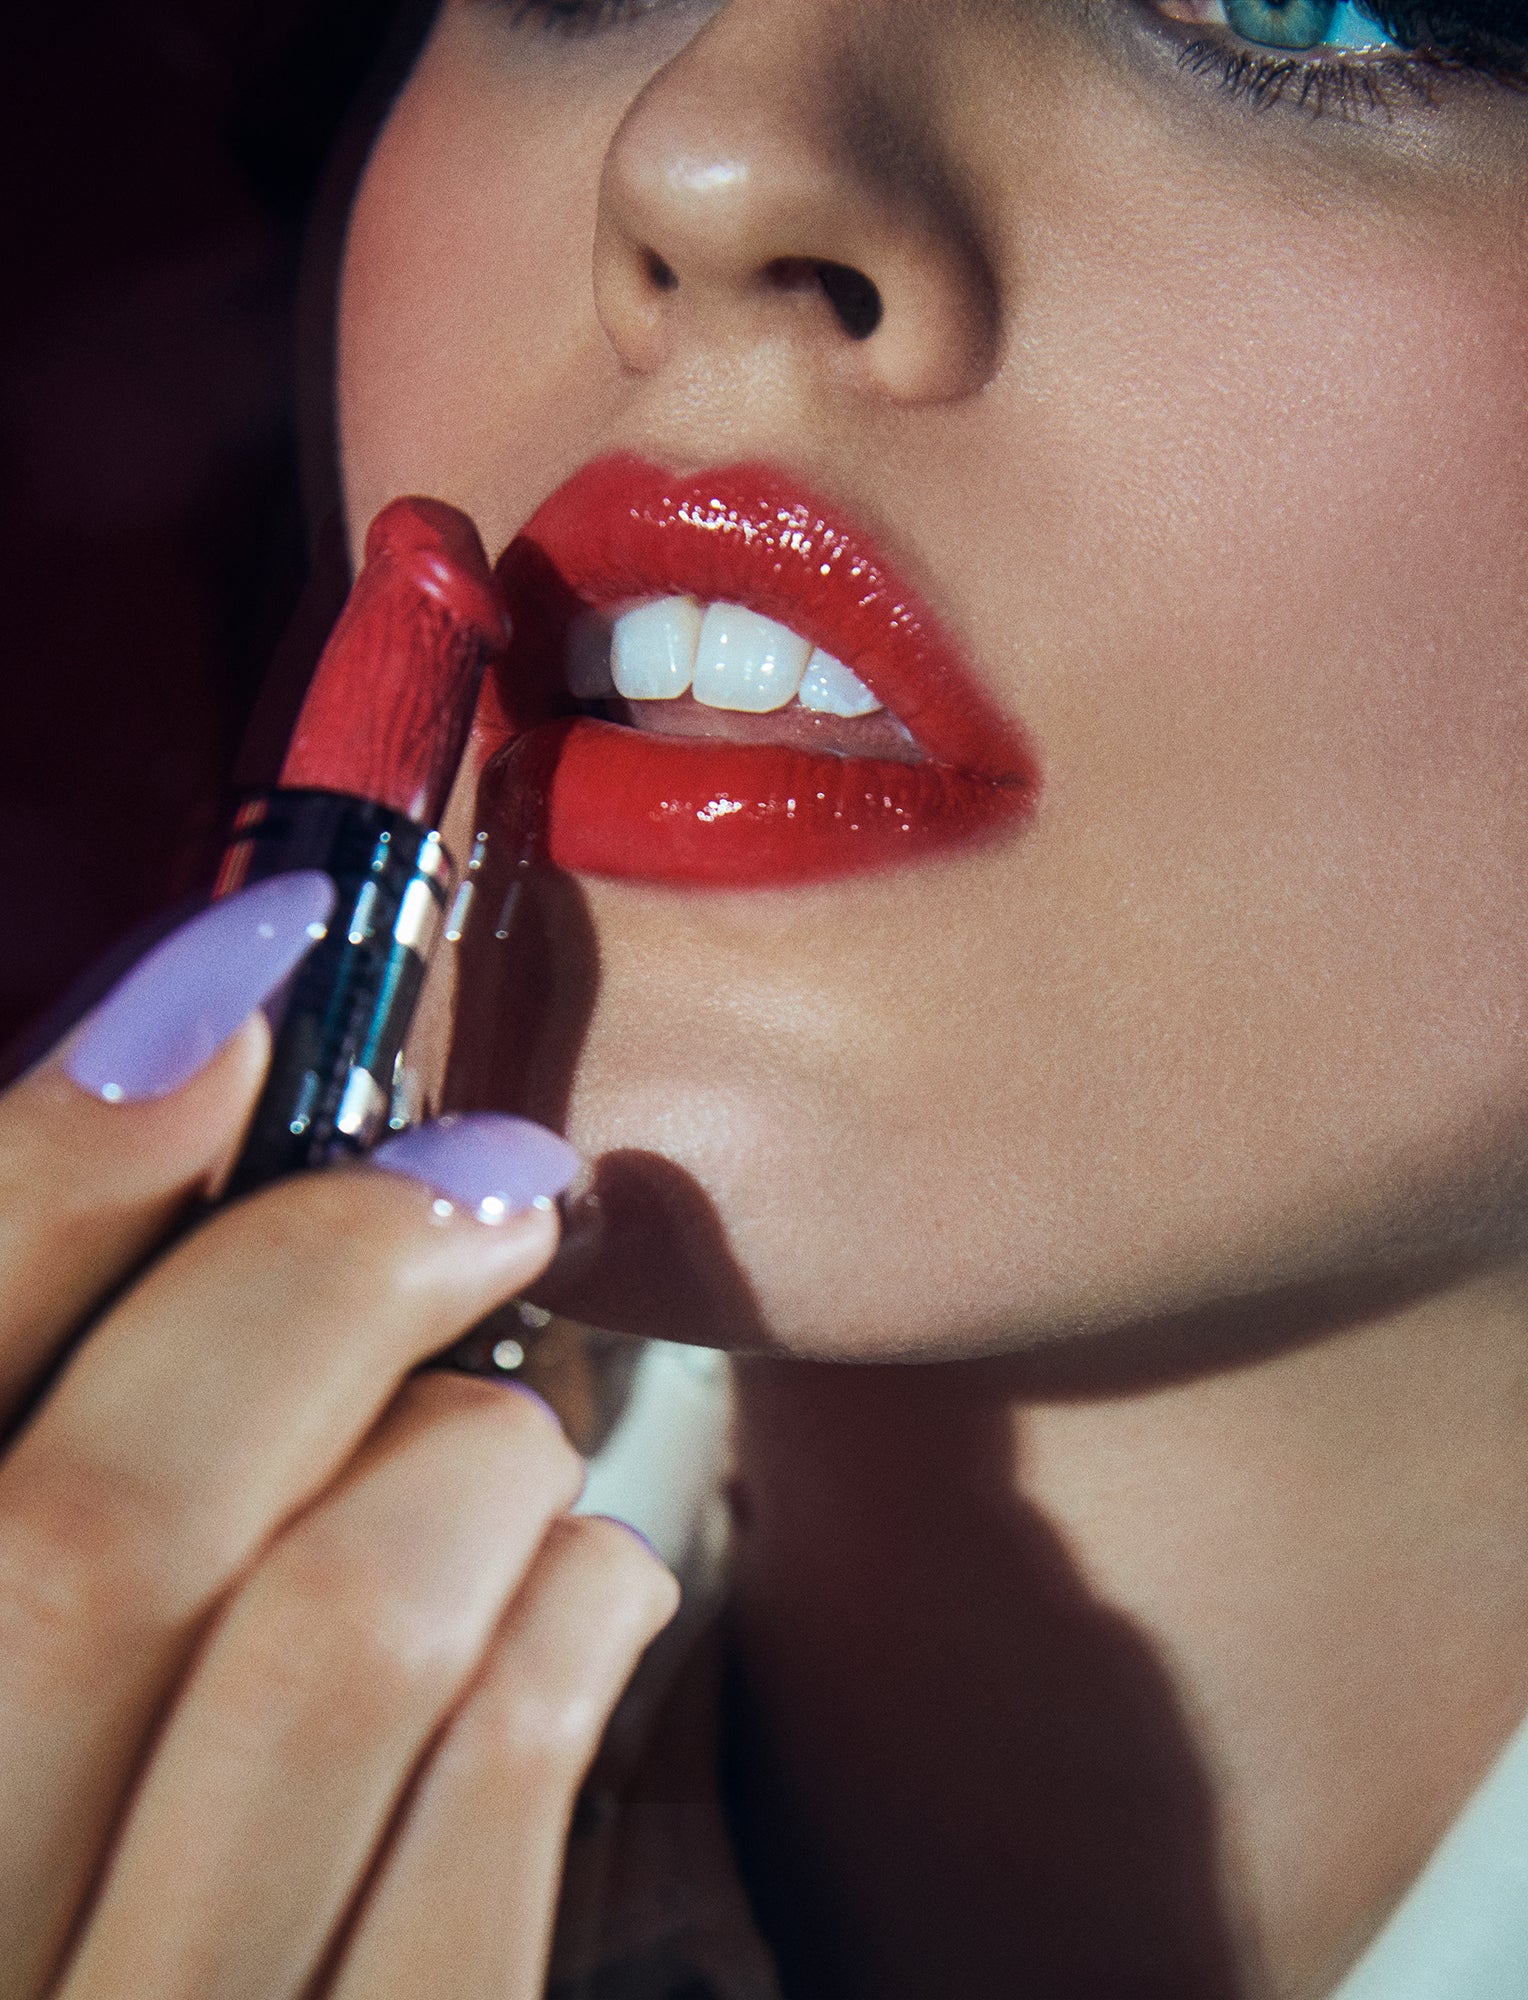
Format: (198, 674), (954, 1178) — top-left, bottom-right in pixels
(764, 258), (884, 342)
(763, 257), (819, 299)
(815, 261), (883, 341)
(645, 249), (680, 293)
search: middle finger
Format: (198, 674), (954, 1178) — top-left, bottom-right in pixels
(55, 1369), (582, 2000)
(0, 1118), (575, 1999)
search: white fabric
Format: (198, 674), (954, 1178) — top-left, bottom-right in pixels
(573, 1341), (732, 1573)
(578, 1345), (1528, 1999)
(1324, 1713), (1528, 2000)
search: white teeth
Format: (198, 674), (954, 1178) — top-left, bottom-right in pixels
(580, 598), (890, 728)
(691, 603), (811, 713)
(566, 610), (617, 698)
(798, 648), (882, 717)
(611, 596), (702, 700)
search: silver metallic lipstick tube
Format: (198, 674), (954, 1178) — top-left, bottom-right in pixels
(216, 789), (453, 1199)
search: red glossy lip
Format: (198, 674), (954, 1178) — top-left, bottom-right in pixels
(479, 455), (1041, 886)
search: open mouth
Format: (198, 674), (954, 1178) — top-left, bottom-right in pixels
(475, 457), (1041, 887)
(571, 596), (924, 763)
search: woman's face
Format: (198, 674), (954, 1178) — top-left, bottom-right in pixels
(339, 0), (1528, 1360)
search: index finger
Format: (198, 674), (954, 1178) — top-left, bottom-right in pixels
(0, 873), (334, 1421)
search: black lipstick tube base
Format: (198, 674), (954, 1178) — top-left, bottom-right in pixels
(215, 789), (453, 1200)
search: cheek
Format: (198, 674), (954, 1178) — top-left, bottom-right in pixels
(1045, 163), (1528, 1040)
(917, 158), (1528, 1315)
(337, 26), (628, 559)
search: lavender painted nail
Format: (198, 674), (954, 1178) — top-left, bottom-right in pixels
(63, 872), (336, 1103)
(372, 1113), (581, 1222)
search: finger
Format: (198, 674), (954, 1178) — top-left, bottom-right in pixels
(331, 1515), (680, 2000)
(0, 872), (336, 1419)
(0, 1116), (575, 1999)
(56, 1371), (583, 2000)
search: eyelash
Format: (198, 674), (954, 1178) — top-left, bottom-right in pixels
(1181, 41), (1517, 114)
(504, 0), (1528, 116)
(502, 0), (668, 30)
(1171, 7), (1528, 115)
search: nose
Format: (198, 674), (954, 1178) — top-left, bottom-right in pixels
(592, 1), (998, 405)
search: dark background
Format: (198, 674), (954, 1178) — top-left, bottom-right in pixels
(0, 2), (427, 1059)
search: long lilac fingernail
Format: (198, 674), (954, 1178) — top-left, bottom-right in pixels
(63, 872), (336, 1103)
(372, 1112), (581, 1223)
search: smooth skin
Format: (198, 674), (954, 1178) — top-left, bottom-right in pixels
(0, 1017), (677, 2000)
(336, 2), (1528, 1995)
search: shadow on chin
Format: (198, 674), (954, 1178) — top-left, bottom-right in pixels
(442, 850), (770, 1348)
(532, 1147), (773, 1350)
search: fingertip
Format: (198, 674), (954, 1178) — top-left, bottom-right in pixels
(577, 1513), (682, 1628)
(59, 873), (333, 1106)
(371, 1114), (582, 1222)
(584, 1512), (664, 1566)
(8, 1010), (274, 1210)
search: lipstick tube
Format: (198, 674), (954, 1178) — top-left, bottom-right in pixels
(216, 497), (509, 1202)
(215, 793), (454, 1196)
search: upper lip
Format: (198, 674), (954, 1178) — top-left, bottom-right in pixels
(488, 453), (1033, 780)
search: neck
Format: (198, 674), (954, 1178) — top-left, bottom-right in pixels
(725, 1272), (1528, 2000)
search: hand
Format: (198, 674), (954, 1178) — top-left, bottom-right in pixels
(0, 875), (678, 2000)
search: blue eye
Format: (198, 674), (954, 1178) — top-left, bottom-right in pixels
(1224, 0), (1336, 48)
(1221, 0), (1398, 49)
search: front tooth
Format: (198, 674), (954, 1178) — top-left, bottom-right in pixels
(692, 603), (811, 713)
(798, 648), (882, 717)
(612, 597), (702, 700)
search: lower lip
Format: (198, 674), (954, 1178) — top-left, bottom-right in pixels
(488, 717), (1030, 888)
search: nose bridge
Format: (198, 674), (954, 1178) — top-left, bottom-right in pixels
(592, 0), (998, 404)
